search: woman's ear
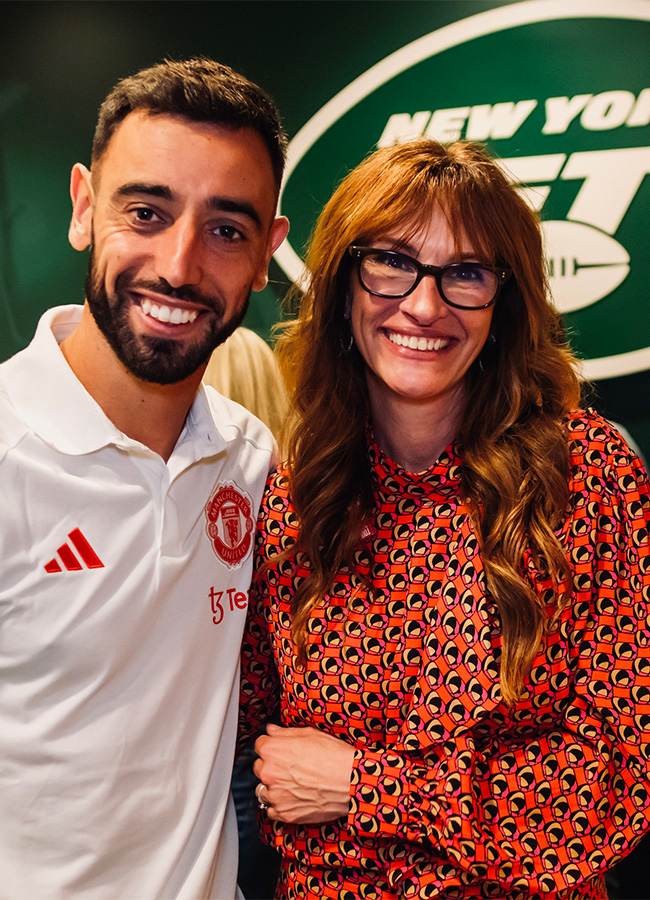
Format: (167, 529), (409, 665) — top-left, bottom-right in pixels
(68, 164), (94, 251)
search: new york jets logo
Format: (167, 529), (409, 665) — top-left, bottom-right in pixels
(276, 0), (650, 381)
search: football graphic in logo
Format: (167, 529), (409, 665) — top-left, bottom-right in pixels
(205, 482), (254, 568)
(541, 220), (629, 313)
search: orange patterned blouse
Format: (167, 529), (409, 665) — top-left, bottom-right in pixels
(239, 409), (650, 900)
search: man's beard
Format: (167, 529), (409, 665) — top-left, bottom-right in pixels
(84, 249), (249, 385)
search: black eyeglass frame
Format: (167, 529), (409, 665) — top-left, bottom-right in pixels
(348, 245), (512, 310)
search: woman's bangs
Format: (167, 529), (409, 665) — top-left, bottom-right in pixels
(352, 177), (443, 249)
(438, 183), (503, 266)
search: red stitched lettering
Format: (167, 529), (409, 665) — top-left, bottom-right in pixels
(210, 587), (224, 625)
(227, 588), (248, 611)
(209, 586), (248, 624)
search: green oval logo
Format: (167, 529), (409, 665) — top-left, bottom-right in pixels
(276, 0), (650, 380)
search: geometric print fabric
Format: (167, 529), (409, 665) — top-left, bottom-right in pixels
(240, 409), (650, 899)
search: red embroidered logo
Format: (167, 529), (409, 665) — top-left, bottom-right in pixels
(44, 528), (104, 573)
(205, 482), (254, 568)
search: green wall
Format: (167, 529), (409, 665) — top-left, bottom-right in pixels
(1, 0), (648, 461)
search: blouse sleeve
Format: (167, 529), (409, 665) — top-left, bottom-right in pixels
(238, 474), (282, 750)
(347, 416), (650, 896)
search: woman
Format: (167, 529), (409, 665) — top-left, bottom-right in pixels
(239, 140), (650, 900)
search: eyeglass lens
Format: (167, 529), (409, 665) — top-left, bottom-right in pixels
(360, 251), (499, 307)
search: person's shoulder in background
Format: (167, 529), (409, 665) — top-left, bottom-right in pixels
(203, 327), (288, 440)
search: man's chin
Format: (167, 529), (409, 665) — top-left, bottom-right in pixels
(84, 267), (249, 385)
(116, 334), (214, 385)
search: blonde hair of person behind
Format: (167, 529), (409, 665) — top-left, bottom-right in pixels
(203, 327), (288, 441)
(275, 139), (583, 704)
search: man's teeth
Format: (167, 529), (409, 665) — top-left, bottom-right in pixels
(388, 332), (449, 351)
(140, 298), (198, 325)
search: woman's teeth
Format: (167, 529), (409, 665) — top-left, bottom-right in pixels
(140, 298), (198, 325)
(388, 332), (449, 351)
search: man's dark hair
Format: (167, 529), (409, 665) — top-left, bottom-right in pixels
(91, 57), (287, 188)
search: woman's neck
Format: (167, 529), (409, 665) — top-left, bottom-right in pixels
(369, 390), (465, 473)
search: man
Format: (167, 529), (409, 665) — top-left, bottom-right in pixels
(0, 58), (288, 898)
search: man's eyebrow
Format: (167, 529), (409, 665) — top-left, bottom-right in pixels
(116, 183), (173, 200)
(114, 184), (262, 228)
(208, 197), (262, 228)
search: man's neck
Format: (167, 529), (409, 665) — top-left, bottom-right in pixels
(60, 305), (205, 462)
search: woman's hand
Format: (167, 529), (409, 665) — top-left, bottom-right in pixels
(253, 724), (355, 824)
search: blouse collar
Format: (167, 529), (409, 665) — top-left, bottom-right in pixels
(367, 431), (464, 501)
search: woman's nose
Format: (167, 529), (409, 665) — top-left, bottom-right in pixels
(399, 274), (449, 323)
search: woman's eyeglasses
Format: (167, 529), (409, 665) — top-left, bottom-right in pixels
(348, 245), (512, 310)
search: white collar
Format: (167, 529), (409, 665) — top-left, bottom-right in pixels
(3, 305), (226, 460)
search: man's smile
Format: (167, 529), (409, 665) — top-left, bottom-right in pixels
(139, 298), (200, 325)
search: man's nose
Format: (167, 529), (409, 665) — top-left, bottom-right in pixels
(156, 218), (203, 288)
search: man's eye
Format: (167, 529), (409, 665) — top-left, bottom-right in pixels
(212, 225), (244, 242)
(133, 207), (161, 224)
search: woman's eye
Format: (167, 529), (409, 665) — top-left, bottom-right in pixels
(449, 265), (482, 282)
(375, 252), (411, 272)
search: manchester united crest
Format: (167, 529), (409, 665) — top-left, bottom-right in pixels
(205, 482), (254, 568)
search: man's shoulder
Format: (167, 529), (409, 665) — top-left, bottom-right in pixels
(0, 372), (31, 463)
(0, 304), (82, 403)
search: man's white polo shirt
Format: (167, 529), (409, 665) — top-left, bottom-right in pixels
(0, 306), (275, 899)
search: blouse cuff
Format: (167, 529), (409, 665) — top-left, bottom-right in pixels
(348, 746), (443, 843)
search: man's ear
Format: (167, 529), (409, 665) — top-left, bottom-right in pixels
(68, 163), (94, 251)
(252, 215), (290, 292)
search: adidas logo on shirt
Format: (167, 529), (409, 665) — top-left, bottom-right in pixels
(44, 528), (104, 573)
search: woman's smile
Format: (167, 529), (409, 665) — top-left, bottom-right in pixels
(385, 329), (451, 352)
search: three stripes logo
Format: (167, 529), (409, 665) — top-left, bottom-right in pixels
(44, 528), (104, 573)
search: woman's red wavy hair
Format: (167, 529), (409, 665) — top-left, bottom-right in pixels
(275, 140), (582, 702)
